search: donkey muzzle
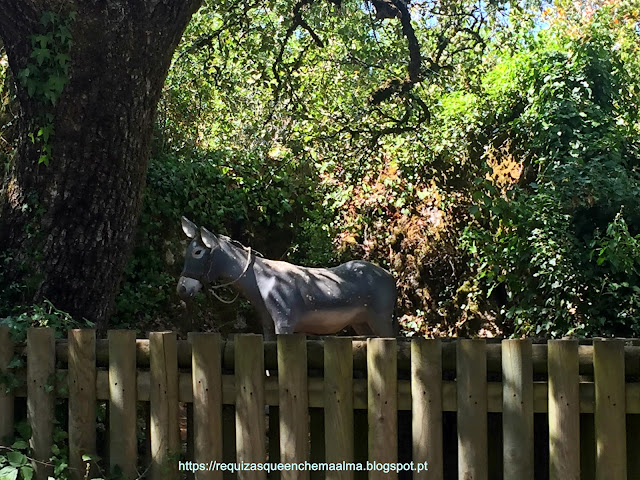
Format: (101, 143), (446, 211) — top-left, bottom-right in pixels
(177, 276), (204, 299)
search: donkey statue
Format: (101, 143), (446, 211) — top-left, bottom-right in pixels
(177, 217), (398, 337)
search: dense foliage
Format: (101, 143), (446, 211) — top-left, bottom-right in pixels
(92, 1), (640, 336)
(461, 2), (640, 336)
(2, 0), (639, 337)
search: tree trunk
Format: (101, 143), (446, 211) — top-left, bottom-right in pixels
(0, 0), (201, 328)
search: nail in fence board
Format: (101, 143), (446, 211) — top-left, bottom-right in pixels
(27, 327), (55, 479)
(411, 338), (443, 480)
(457, 339), (488, 480)
(502, 339), (533, 480)
(594, 338), (626, 480)
(548, 340), (579, 480)
(149, 331), (180, 480)
(108, 330), (137, 479)
(235, 334), (266, 480)
(324, 337), (354, 480)
(278, 334), (309, 480)
(190, 332), (224, 480)
(367, 338), (398, 480)
(68, 329), (97, 480)
(0, 326), (14, 444)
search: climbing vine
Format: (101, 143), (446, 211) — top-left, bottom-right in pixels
(16, 10), (74, 165)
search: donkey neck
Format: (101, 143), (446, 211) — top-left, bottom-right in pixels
(214, 238), (263, 303)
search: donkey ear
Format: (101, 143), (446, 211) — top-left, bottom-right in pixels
(200, 227), (218, 249)
(181, 216), (198, 239)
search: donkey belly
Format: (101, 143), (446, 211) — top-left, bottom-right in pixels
(293, 307), (367, 335)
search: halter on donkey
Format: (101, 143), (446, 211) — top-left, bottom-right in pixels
(177, 217), (398, 337)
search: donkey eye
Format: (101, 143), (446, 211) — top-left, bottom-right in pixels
(193, 248), (205, 258)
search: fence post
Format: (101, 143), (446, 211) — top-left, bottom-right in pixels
(548, 339), (579, 480)
(412, 338), (442, 480)
(0, 326), (14, 444)
(594, 338), (626, 480)
(27, 327), (55, 479)
(324, 336), (354, 480)
(368, 338), (397, 480)
(457, 339), (488, 480)
(190, 332), (223, 480)
(502, 339), (533, 480)
(108, 330), (137, 479)
(68, 329), (96, 480)
(149, 331), (180, 480)
(278, 334), (309, 480)
(235, 334), (266, 480)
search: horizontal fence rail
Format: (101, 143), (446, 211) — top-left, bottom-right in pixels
(1, 328), (639, 480)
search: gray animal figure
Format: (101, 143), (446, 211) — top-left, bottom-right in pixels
(177, 217), (398, 337)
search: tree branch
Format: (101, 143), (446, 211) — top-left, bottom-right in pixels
(368, 0), (422, 105)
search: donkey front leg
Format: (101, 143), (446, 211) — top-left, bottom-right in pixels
(259, 309), (276, 341)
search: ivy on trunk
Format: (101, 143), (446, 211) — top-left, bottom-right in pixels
(0, 0), (202, 328)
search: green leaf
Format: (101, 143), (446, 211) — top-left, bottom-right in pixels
(48, 75), (68, 96)
(32, 34), (51, 49)
(15, 422), (32, 440)
(10, 440), (28, 450)
(54, 53), (70, 67)
(7, 451), (27, 467)
(40, 11), (55, 27)
(17, 68), (30, 83)
(56, 25), (72, 45)
(31, 48), (51, 66)
(20, 465), (34, 480)
(7, 357), (23, 369)
(0, 466), (18, 480)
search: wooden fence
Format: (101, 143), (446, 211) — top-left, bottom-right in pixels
(1, 328), (640, 479)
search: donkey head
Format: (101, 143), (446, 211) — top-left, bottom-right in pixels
(176, 217), (221, 300)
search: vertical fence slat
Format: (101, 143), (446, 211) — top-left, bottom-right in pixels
(109, 330), (137, 479)
(457, 339), (487, 480)
(368, 338), (397, 480)
(278, 334), (309, 479)
(190, 332), (223, 480)
(548, 339), (580, 480)
(324, 336), (354, 480)
(594, 338), (626, 480)
(0, 326), (14, 444)
(502, 339), (533, 480)
(411, 338), (442, 480)
(235, 334), (266, 479)
(27, 327), (55, 479)
(149, 331), (180, 480)
(68, 329), (96, 480)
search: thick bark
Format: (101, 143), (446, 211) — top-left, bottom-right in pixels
(0, 0), (202, 328)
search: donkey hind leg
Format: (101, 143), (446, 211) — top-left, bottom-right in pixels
(352, 322), (375, 336)
(367, 306), (397, 338)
